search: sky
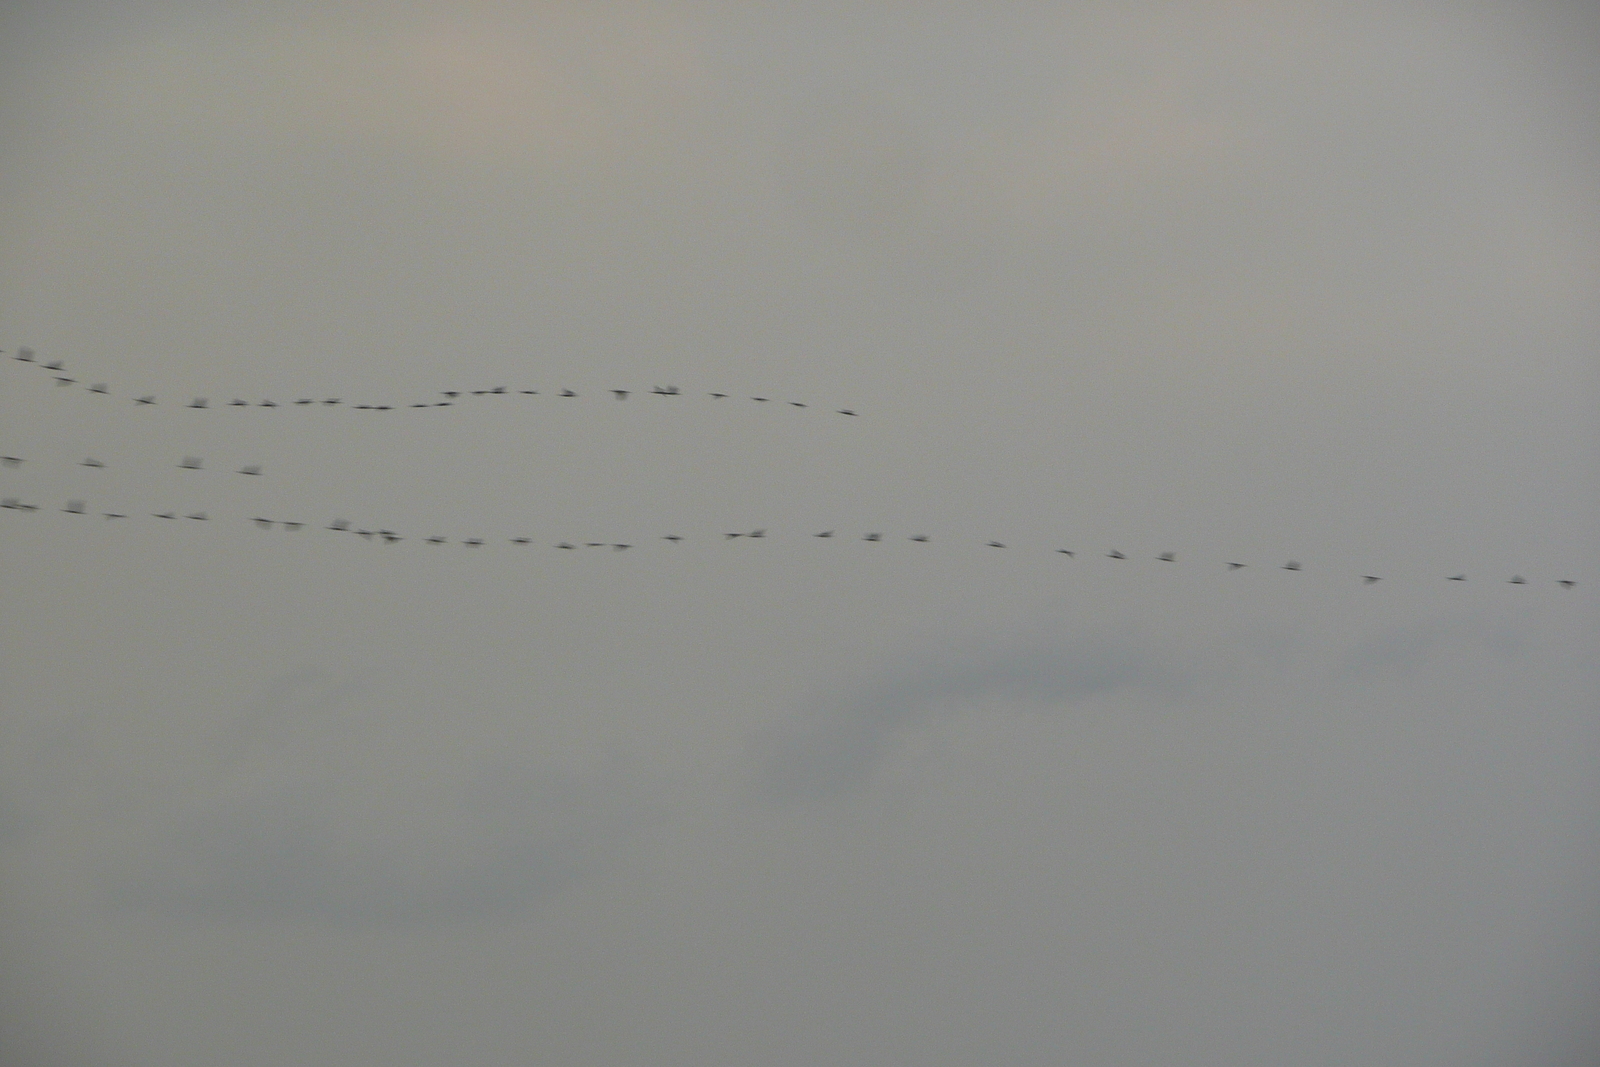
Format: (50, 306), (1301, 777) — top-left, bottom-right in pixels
(0, 3), (1597, 1065)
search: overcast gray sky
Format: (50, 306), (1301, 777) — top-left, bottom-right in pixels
(1, 3), (1597, 1065)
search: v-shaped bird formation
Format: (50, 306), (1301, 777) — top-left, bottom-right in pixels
(2, 342), (1586, 593)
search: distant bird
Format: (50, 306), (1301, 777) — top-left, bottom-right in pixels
(752, 397), (769, 402)
(1, 497), (20, 508)
(81, 459), (105, 468)
(103, 512), (126, 520)
(187, 511), (207, 521)
(426, 536), (446, 545)
(520, 390), (538, 395)
(237, 465), (262, 476)
(44, 360), (64, 371)
(1107, 550), (1125, 560)
(323, 398), (340, 405)
(863, 533), (882, 542)
(89, 384), (108, 394)
(1558, 580), (1576, 589)
(189, 398), (207, 409)
(837, 409), (858, 416)
(230, 399), (249, 407)
(1282, 561), (1302, 571)
(472, 390), (488, 396)
(2, 456), (21, 468)
(709, 392), (728, 399)
(253, 517), (274, 529)
(154, 511), (177, 519)
(355, 404), (372, 410)
(282, 522), (303, 531)
(260, 400), (278, 408)
(411, 403), (428, 408)
(789, 401), (806, 408)
(1447, 574), (1466, 581)
(11, 350), (33, 362)
(557, 542), (576, 549)
(749, 529), (766, 539)
(1508, 575), (1527, 585)
(434, 402), (451, 407)
(987, 541), (1006, 549)
(725, 532), (743, 539)
(560, 389), (577, 397)
(1056, 549), (1074, 557)
(1362, 575), (1381, 584)
(135, 396), (156, 405)
(663, 535), (684, 543)
(612, 544), (631, 551)
(296, 398), (314, 406)
(613, 390), (630, 399)
(54, 377), (76, 386)
(63, 500), (85, 514)
(815, 531), (834, 538)
(1157, 552), (1176, 562)
(179, 457), (202, 470)
(910, 535), (930, 543)
(510, 537), (532, 545)
(585, 542), (605, 548)
(326, 519), (350, 532)
(653, 385), (680, 396)
(357, 529), (375, 539)
(382, 532), (402, 543)
(443, 391), (461, 399)
(490, 387), (506, 395)
(374, 405), (392, 411)
(1225, 562), (1245, 570)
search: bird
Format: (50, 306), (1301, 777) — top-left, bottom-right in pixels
(1362, 575), (1381, 584)
(189, 398), (207, 408)
(187, 511), (207, 521)
(612, 390), (629, 399)
(374, 405), (392, 411)
(326, 519), (350, 532)
(11, 350), (33, 362)
(253, 518), (274, 529)
(709, 392), (727, 399)
(435, 402), (451, 407)
(612, 543), (631, 551)
(63, 500), (85, 514)
(653, 385), (680, 396)
(752, 397), (769, 402)
(1, 456), (21, 468)
(1447, 574), (1466, 581)
(260, 400), (278, 408)
(135, 396), (156, 405)
(910, 535), (930, 543)
(489, 387), (506, 395)
(154, 511), (177, 519)
(987, 541), (1007, 549)
(789, 401), (806, 408)
(837, 409), (858, 416)
(510, 537), (532, 545)
(520, 390), (538, 395)
(1225, 562), (1245, 570)
(382, 532), (402, 543)
(354, 404), (372, 410)
(282, 522), (303, 531)
(323, 398), (340, 405)
(585, 542), (605, 548)
(1, 497), (21, 509)
(443, 391), (461, 399)
(89, 384), (108, 394)
(1558, 580), (1576, 589)
(102, 512), (126, 520)
(426, 536), (446, 545)
(863, 533), (882, 542)
(296, 398), (315, 406)
(472, 390), (488, 396)
(662, 535), (684, 543)
(411, 403), (428, 408)
(1508, 575), (1527, 585)
(815, 531), (835, 538)
(749, 529), (766, 539)
(1282, 561), (1302, 571)
(229, 399), (249, 407)
(1107, 550), (1125, 560)
(1056, 549), (1074, 557)
(557, 542), (576, 549)
(725, 532), (743, 539)
(44, 360), (64, 371)
(179, 457), (202, 470)
(1157, 552), (1176, 562)
(54, 377), (76, 386)
(560, 389), (577, 398)
(237, 465), (262, 476)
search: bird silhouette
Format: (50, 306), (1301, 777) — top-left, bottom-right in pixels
(135, 396), (156, 405)
(1, 497), (20, 509)
(154, 511), (177, 519)
(910, 535), (930, 543)
(187, 512), (207, 521)
(612, 543), (631, 551)
(1226, 562), (1245, 570)
(382, 532), (402, 543)
(725, 532), (743, 539)
(282, 522), (303, 531)
(463, 538), (484, 547)
(814, 531), (834, 538)
(863, 533), (882, 542)
(789, 401), (806, 408)
(1282, 561), (1302, 571)
(323, 398), (340, 405)
(709, 392), (727, 399)
(837, 409), (858, 416)
(326, 519), (350, 532)
(1158, 552), (1176, 562)
(1056, 549), (1074, 557)
(253, 518), (273, 529)
(11, 350), (33, 362)
(103, 512), (126, 520)
(89, 384), (108, 394)
(752, 397), (769, 402)
(1447, 574), (1466, 581)
(1363, 575), (1381, 584)
(663, 535), (684, 543)
(1558, 580), (1576, 589)
(521, 390), (538, 395)
(2, 456), (21, 468)
(189, 398), (207, 408)
(987, 541), (1007, 549)
(63, 500), (85, 514)
(1107, 550), (1125, 559)
(613, 390), (629, 399)
(179, 457), (202, 470)
(260, 400), (278, 407)
(749, 529), (766, 538)
(443, 391), (461, 399)
(560, 389), (577, 398)
(426, 536), (447, 545)
(1508, 575), (1527, 585)
(510, 537), (532, 545)
(557, 542), (576, 549)
(230, 399), (249, 406)
(237, 466), (262, 476)
(44, 360), (64, 371)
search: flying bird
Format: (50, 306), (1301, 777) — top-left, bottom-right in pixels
(135, 396), (156, 405)
(230, 399), (249, 407)
(612, 390), (629, 399)
(1226, 562), (1246, 570)
(326, 519), (350, 532)
(1158, 552), (1176, 562)
(510, 537), (532, 545)
(910, 535), (930, 543)
(282, 522), (303, 531)
(1282, 561), (1302, 571)
(11, 350), (33, 362)
(253, 518), (274, 529)
(1558, 580), (1576, 589)
(863, 533), (882, 542)
(63, 500), (85, 514)
(54, 377), (76, 386)
(296, 398), (315, 406)
(2, 456), (21, 468)
(709, 392), (728, 399)
(89, 384), (108, 394)
(1107, 550), (1126, 559)
(189, 398), (207, 408)
(560, 389), (577, 398)
(187, 512), (207, 521)
(443, 391), (460, 399)
(520, 390), (538, 395)
(179, 457), (202, 470)
(789, 401), (806, 408)
(44, 360), (64, 371)
(752, 397), (769, 402)
(837, 409), (858, 416)
(260, 400), (278, 408)
(749, 529), (766, 538)
(154, 511), (177, 519)
(1508, 575), (1527, 584)
(653, 385), (680, 395)
(426, 536), (447, 545)
(1056, 549), (1074, 557)
(237, 466), (262, 476)
(323, 398), (340, 405)
(1447, 574), (1466, 581)
(1, 497), (20, 508)
(462, 538), (485, 547)
(102, 512), (126, 520)
(612, 543), (631, 551)
(987, 541), (1007, 549)
(1362, 575), (1381, 584)
(814, 531), (834, 538)
(557, 542), (576, 549)
(662, 535), (684, 543)
(382, 532), (402, 543)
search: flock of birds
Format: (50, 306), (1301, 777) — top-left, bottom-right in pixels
(2, 344), (1584, 592)
(4, 346), (862, 416)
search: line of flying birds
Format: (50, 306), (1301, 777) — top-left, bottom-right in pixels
(4, 346), (861, 415)
(0, 491), (1579, 590)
